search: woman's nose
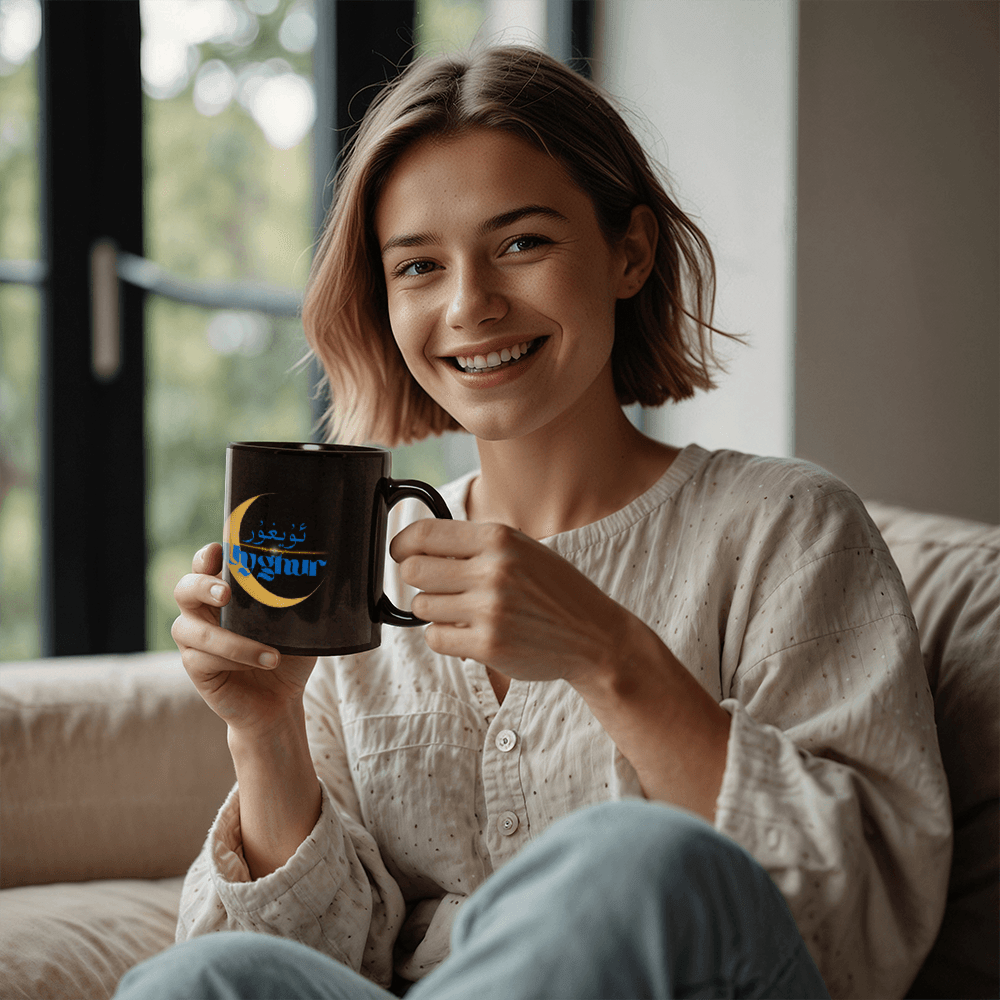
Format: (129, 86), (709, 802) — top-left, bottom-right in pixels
(445, 265), (508, 331)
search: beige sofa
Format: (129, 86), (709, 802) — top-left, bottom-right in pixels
(1, 502), (997, 1000)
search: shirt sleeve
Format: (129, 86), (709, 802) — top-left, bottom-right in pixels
(713, 487), (952, 1000)
(175, 662), (407, 989)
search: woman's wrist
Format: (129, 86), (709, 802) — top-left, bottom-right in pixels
(569, 604), (650, 704)
(227, 707), (323, 879)
(571, 610), (731, 822)
(226, 700), (309, 756)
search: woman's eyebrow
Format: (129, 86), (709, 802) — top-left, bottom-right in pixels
(380, 231), (438, 256)
(380, 205), (569, 258)
(477, 204), (569, 235)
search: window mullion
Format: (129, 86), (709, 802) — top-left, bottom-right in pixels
(42, 0), (145, 655)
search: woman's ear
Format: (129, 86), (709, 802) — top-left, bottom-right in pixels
(616, 204), (658, 300)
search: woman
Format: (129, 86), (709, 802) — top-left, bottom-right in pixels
(117, 46), (950, 1000)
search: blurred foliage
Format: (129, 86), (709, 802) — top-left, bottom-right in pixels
(415, 0), (486, 55)
(144, 47), (313, 282)
(0, 49), (40, 660)
(145, 299), (315, 647)
(143, 0), (318, 649)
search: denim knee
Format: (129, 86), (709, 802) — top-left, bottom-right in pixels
(504, 798), (757, 909)
(586, 801), (828, 997)
(450, 800), (825, 999)
(538, 802), (802, 954)
(452, 799), (758, 951)
(114, 931), (389, 1000)
(573, 799), (772, 908)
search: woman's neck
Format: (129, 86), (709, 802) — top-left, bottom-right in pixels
(467, 397), (679, 539)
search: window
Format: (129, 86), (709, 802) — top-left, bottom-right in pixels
(141, 0), (320, 649)
(0, 0), (592, 659)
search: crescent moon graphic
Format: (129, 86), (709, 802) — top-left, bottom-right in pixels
(227, 495), (323, 608)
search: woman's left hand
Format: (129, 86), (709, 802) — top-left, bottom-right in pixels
(392, 518), (732, 820)
(390, 519), (631, 688)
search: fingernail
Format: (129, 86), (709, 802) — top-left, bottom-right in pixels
(210, 584), (226, 602)
(259, 652), (278, 668)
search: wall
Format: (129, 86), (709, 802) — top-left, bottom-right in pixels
(796, 0), (998, 522)
(597, 0), (797, 459)
(598, 0), (999, 522)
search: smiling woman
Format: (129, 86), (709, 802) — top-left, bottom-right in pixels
(304, 48), (731, 449)
(119, 42), (951, 1000)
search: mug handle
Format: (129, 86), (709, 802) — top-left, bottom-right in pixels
(377, 478), (453, 627)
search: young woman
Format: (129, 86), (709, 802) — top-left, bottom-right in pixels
(117, 46), (950, 1000)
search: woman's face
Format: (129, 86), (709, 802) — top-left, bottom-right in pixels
(374, 128), (635, 443)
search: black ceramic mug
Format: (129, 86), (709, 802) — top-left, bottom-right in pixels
(220, 442), (452, 655)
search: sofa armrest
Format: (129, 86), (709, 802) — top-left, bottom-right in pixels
(864, 500), (999, 999)
(0, 652), (233, 888)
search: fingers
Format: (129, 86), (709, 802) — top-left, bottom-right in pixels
(174, 570), (230, 612)
(193, 541), (224, 575)
(398, 553), (471, 594)
(171, 612), (280, 671)
(174, 541), (281, 672)
(396, 521), (530, 627)
(176, 542), (236, 611)
(390, 519), (518, 563)
(410, 589), (474, 624)
(423, 622), (478, 660)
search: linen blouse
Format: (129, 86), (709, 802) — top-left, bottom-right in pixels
(177, 444), (952, 1000)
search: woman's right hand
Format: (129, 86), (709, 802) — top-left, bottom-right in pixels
(171, 542), (318, 737)
(174, 542), (323, 878)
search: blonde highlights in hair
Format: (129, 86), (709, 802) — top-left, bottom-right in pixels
(302, 45), (738, 446)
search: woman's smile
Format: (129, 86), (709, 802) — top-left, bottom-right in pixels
(452, 336), (544, 374)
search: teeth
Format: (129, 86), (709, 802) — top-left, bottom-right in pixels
(457, 339), (538, 372)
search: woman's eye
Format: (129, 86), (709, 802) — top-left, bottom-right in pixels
(504, 235), (550, 255)
(396, 259), (436, 278)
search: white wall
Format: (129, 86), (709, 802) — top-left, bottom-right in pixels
(597, 0), (798, 458)
(481, 0), (547, 46)
(795, 1), (998, 522)
(598, 0), (998, 522)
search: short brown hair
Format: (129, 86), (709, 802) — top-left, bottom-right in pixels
(303, 45), (739, 446)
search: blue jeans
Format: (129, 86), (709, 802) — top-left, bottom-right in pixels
(115, 801), (830, 999)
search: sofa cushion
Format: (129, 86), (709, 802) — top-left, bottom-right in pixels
(0, 877), (183, 1000)
(865, 501), (999, 999)
(0, 652), (233, 888)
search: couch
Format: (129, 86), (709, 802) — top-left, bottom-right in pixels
(1, 501), (997, 1000)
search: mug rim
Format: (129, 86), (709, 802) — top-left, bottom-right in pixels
(228, 441), (389, 456)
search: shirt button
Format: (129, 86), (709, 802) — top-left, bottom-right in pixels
(495, 729), (518, 752)
(497, 811), (519, 836)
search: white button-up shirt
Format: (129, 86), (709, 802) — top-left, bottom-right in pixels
(178, 445), (951, 999)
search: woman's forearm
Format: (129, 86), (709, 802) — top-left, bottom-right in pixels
(572, 612), (731, 823)
(227, 709), (323, 880)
